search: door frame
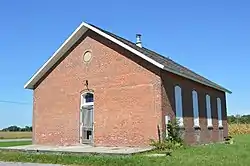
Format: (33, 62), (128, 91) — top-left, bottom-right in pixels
(80, 91), (94, 145)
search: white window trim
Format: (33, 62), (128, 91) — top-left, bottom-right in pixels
(174, 86), (184, 127)
(82, 102), (94, 107)
(81, 93), (94, 107)
(206, 94), (213, 128)
(192, 90), (200, 128)
(217, 98), (223, 128)
(80, 92), (94, 144)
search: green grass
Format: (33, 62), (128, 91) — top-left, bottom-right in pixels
(0, 135), (249, 166)
(0, 141), (32, 147)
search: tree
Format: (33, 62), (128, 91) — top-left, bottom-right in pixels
(228, 114), (250, 124)
(1, 126), (32, 132)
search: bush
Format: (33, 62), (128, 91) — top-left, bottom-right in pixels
(166, 120), (184, 145)
(150, 120), (184, 153)
(150, 139), (170, 151)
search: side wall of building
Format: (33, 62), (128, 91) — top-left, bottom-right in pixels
(161, 71), (228, 144)
(33, 30), (162, 147)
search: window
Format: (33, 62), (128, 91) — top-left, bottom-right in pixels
(206, 95), (212, 127)
(81, 92), (94, 107)
(85, 93), (94, 103)
(192, 90), (199, 127)
(80, 92), (94, 143)
(174, 86), (184, 126)
(217, 98), (223, 127)
(83, 51), (92, 62)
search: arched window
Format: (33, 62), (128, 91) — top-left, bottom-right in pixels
(206, 94), (212, 127)
(174, 86), (184, 127)
(80, 92), (94, 144)
(192, 90), (199, 127)
(217, 98), (223, 127)
(81, 92), (94, 107)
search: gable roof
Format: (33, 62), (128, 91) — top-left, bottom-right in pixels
(24, 22), (231, 93)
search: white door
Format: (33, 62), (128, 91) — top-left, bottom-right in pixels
(80, 93), (94, 144)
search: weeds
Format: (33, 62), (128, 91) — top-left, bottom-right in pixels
(150, 120), (184, 155)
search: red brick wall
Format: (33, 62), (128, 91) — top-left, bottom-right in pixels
(161, 71), (228, 144)
(33, 30), (162, 147)
(33, 29), (228, 147)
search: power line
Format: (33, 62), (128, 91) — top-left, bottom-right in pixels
(0, 100), (31, 105)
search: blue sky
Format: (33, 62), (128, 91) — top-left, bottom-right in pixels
(0, 0), (249, 128)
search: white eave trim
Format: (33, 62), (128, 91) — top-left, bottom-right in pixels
(24, 22), (231, 94)
(24, 22), (164, 89)
(82, 23), (165, 69)
(24, 22), (88, 89)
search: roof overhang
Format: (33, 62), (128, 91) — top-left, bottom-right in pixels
(24, 22), (231, 94)
(162, 67), (232, 93)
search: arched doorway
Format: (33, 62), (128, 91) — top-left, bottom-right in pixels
(80, 92), (94, 144)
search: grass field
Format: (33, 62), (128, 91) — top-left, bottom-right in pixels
(0, 134), (249, 166)
(0, 141), (32, 147)
(0, 132), (32, 139)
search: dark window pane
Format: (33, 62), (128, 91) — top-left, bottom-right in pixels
(85, 93), (93, 103)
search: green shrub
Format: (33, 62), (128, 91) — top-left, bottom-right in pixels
(150, 120), (184, 152)
(166, 119), (184, 145)
(150, 139), (169, 151)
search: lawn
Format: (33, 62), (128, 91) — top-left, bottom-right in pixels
(0, 135), (249, 166)
(0, 141), (32, 147)
(0, 132), (32, 139)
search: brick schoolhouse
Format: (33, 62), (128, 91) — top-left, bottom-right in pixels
(24, 22), (231, 147)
